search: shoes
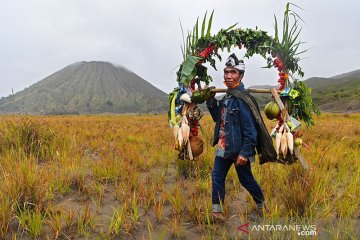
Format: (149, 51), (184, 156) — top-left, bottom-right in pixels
(211, 212), (226, 223)
(248, 208), (266, 222)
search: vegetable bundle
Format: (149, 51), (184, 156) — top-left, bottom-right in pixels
(168, 3), (319, 161)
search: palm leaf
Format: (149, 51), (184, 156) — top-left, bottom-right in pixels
(282, 10), (289, 45)
(288, 18), (299, 40)
(187, 31), (191, 55)
(274, 15), (279, 42)
(293, 49), (308, 56)
(224, 22), (238, 32)
(192, 27), (196, 53)
(288, 3), (305, 22)
(289, 27), (302, 48)
(206, 10), (214, 38)
(179, 19), (186, 59)
(185, 32), (189, 58)
(195, 17), (199, 41)
(201, 11), (207, 38)
(180, 45), (185, 60)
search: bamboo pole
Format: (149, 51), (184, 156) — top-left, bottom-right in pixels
(271, 88), (288, 121)
(294, 147), (309, 171)
(210, 88), (281, 94)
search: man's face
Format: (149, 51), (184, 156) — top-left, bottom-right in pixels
(223, 67), (243, 86)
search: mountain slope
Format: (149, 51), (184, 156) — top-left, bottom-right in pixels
(250, 69), (360, 113)
(305, 70), (360, 112)
(0, 61), (168, 114)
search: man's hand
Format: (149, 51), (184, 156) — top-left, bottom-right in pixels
(235, 155), (248, 166)
(207, 86), (216, 100)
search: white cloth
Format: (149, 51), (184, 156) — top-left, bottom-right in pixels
(225, 54), (245, 71)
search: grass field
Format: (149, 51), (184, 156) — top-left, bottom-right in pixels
(0, 113), (359, 239)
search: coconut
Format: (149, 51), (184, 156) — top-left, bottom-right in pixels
(264, 101), (281, 120)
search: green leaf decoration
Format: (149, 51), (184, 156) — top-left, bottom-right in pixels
(224, 22), (238, 32)
(195, 18), (199, 42)
(173, 3), (318, 128)
(201, 11), (207, 38)
(180, 55), (202, 85)
(206, 10), (214, 38)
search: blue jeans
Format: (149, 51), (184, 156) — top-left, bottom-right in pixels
(212, 156), (265, 212)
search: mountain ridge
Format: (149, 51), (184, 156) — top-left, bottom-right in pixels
(249, 69), (360, 113)
(1, 63), (359, 114)
(0, 61), (168, 114)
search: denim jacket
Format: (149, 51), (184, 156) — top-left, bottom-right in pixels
(206, 83), (257, 159)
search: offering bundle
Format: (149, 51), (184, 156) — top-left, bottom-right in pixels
(168, 4), (319, 167)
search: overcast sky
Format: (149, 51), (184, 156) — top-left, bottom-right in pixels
(1, 0), (359, 98)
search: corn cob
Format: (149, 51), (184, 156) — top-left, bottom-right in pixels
(279, 123), (285, 133)
(281, 131), (288, 157)
(270, 126), (277, 138)
(187, 141), (193, 160)
(178, 127), (183, 146)
(286, 131), (294, 154)
(173, 124), (179, 140)
(181, 116), (190, 144)
(275, 132), (282, 155)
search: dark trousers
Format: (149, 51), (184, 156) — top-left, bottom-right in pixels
(212, 156), (265, 206)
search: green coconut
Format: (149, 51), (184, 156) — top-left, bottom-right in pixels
(264, 101), (281, 120)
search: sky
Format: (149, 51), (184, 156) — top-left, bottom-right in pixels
(1, 0), (359, 98)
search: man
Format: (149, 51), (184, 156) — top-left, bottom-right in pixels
(206, 53), (267, 222)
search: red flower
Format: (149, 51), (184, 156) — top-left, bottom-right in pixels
(190, 79), (196, 90)
(273, 58), (280, 66)
(198, 44), (214, 59)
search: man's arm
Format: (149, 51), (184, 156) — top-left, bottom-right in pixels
(238, 100), (257, 158)
(206, 97), (220, 122)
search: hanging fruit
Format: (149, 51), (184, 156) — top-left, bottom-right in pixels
(264, 101), (281, 120)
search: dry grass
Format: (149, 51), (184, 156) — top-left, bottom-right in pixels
(0, 113), (359, 239)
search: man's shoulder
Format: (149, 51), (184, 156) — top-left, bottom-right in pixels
(231, 90), (257, 103)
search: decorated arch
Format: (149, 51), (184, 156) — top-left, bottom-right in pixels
(168, 4), (319, 164)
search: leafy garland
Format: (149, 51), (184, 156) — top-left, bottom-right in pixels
(169, 3), (319, 128)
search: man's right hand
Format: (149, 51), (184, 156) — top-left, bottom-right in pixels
(235, 155), (248, 166)
(208, 86), (216, 100)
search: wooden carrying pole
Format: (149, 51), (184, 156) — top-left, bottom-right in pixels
(210, 87), (309, 171)
(211, 88), (281, 94)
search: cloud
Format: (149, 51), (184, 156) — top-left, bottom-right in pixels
(0, 0), (359, 97)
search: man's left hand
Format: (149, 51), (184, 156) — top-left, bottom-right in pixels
(235, 155), (248, 166)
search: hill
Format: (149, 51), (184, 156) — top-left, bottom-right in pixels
(0, 61), (168, 114)
(250, 69), (360, 113)
(305, 70), (360, 112)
